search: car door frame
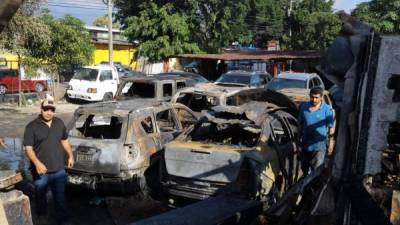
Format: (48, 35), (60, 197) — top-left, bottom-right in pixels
(99, 69), (117, 97)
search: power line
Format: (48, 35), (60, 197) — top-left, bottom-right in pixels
(47, 3), (107, 10)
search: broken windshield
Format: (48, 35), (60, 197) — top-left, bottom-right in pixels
(69, 114), (123, 139)
(73, 68), (99, 81)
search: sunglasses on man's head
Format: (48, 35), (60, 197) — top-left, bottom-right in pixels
(42, 107), (55, 112)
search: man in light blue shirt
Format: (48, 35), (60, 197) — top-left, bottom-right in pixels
(298, 87), (335, 173)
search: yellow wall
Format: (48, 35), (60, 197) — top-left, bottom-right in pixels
(0, 51), (19, 69)
(1, 44), (138, 70)
(92, 44), (137, 69)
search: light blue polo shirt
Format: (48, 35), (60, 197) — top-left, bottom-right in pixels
(298, 101), (334, 151)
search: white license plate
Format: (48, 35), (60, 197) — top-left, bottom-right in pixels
(77, 154), (94, 161)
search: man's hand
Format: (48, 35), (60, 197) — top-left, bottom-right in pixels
(0, 138), (6, 148)
(35, 161), (48, 175)
(67, 156), (75, 168)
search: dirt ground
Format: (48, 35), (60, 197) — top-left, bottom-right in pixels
(0, 101), (169, 225)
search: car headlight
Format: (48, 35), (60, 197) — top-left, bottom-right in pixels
(87, 88), (97, 93)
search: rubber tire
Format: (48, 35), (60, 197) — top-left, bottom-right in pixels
(102, 92), (113, 101)
(0, 85), (7, 95)
(34, 83), (45, 92)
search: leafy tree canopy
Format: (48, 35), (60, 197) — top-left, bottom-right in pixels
(93, 15), (120, 29)
(286, 0), (341, 50)
(32, 12), (94, 73)
(352, 0), (400, 34)
(123, 3), (200, 61)
(115, 0), (341, 52)
(245, 0), (286, 48)
(116, 0), (252, 53)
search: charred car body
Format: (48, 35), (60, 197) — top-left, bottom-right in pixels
(66, 99), (197, 193)
(171, 83), (298, 116)
(115, 74), (195, 102)
(148, 97), (300, 206)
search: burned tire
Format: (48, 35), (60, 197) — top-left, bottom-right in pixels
(0, 85), (7, 95)
(34, 83), (45, 92)
(102, 92), (113, 101)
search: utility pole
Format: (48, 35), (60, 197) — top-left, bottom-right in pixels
(288, 0), (293, 38)
(107, 0), (113, 66)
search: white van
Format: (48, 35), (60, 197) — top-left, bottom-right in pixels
(67, 65), (119, 101)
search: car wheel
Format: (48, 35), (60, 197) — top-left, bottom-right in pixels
(0, 85), (7, 95)
(102, 92), (113, 101)
(34, 83), (45, 92)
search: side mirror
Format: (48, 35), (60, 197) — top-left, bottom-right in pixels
(99, 77), (104, 82)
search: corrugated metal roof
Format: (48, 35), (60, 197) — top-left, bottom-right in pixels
(180, 50), (321, 61)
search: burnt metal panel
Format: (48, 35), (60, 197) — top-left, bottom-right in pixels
(165, 141), (244, 183)
(131, 195), (262, 225)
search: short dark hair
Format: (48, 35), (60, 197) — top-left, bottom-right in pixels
(310, 87), (324, 96)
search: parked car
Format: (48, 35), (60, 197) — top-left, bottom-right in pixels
(146, 101), (299, 206)
(66, 65), (119, 102)
(0, 68), (48, 95)
(171, 83), (297, 116)
(277, 88), (333, 107)
(214, 70), (272, 88)
(66, 99), (197, 193)
(157, 71), (209, 84)
(115, 74), (196, 102)
(266, 72), (324, 91)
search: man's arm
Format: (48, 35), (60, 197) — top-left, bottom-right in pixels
(327, 127), (335, 155)
(61, 139), (74, 168)
(25, 146), (47, 174)
(326, 106), (335, 155)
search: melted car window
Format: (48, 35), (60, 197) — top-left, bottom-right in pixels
(70, 114), (122, 139)
(120, 82), (155, 98)
(141, 116), (154, 134)
(156, 110), (178, 132)
(176, 93), (217, 112)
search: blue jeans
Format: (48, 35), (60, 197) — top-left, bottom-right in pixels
(301, 150), (326, 174)
(33, 169), (68, 222)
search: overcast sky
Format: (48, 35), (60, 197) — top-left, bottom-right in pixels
(45, 0), (371, 25)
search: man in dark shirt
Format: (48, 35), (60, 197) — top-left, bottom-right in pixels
(24, 98), (74, 225)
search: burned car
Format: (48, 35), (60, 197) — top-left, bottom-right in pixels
(147, 98), (300, 206)
(171, 83), (297, 116)
(66, 99), (197, 193)
(115, 74), (195, 102)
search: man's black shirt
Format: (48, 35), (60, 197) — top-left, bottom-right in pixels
(24, 116), (68, 172)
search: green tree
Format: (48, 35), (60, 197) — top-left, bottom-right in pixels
(245, 0), (286, 47)
(123, 3), (200, 61)
(352, 0), (400, 34)
(93, 15), (120, 28)
(285, 0), (341, 50)
(182, 0), (252, 52)
(0, 0), (52, 105)
(115, 0), (252, 53)
(31, 12), (94, 74)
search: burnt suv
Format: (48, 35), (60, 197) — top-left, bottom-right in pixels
(66, 99), (197, 193)
(115, 74), (195, 102)
(147, 98), (300, 206)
